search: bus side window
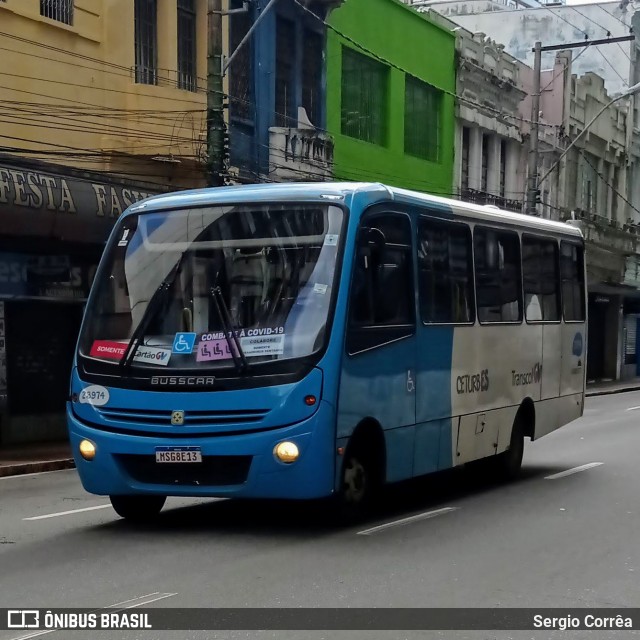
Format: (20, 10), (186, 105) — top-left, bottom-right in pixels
(418, 218), (474, 324)
(474, 227), (522, 324)
(347, 213), (415, 354)
(560, 241), (586, 321)
(522, 236), (560, 322)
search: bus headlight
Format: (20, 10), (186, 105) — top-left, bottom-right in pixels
(79, 439), (97, 461)
(273, 441), (299, 464)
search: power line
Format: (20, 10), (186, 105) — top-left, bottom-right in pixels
(541, 43), (591, 93)
(595, 4), (632, 30)
(567, 5), (612, 38)
(576, 145), (640, 217)
(291, 0), (559, 130)
(594, 46), (629, 85)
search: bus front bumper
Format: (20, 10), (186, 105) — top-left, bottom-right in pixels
(67, 402), (336, 500)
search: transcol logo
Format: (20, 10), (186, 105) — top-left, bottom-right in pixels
(572, 332), (584, 357)
(512, 363), (542, 387)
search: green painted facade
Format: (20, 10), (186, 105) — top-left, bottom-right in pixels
(326, 0), (456, 196)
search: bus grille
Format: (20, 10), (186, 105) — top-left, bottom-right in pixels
(96, 407), (269, 427)
(116, 454), (252, 486)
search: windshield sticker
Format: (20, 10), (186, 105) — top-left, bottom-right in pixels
(79, 385), (110, 406)
(196, 339), (237, 362)
(172, 332), (197, 354)
(324, 234), (339, 246)
(89, 340), (171, 366)
(90, 340), (127, 360)
(313, 283), (328, 295)
(118, 228), (131, 247)
(240, 334), (285, 357)
(133, 345), (171, 366)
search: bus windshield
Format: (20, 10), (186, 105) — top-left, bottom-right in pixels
(78, 203), (344, 373)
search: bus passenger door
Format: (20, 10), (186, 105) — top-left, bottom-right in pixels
(337, 212), (417, 485)
(559, 242), (587, 414)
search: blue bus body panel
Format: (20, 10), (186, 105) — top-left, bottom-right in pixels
(68, 368), (337, 499)
(71, 367), (324, 436)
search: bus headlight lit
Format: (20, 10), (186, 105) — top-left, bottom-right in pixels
(273, 441), (299, 464)
(79, 439), (96, 461)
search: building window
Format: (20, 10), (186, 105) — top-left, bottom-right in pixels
(499, 140), (507, 198)
(135, 0), (157, 85)
(40, 0), (74, 25)
(302, 29), (323, 127)
(341, 47), (388, 146)
(522, 236), (560, 322)
(418, 218), (475, 324)
(481, 135), (489, 194)
(474, 227), (522, 323)
(229, 2), (252, 122)
(404, 76), (441, 162)
(560, 241), (586, 321)
(461, 127), (470, 192)
(348, 214), (414, 353)
(177, 0), (197, 92)
(275, 17), (296, 127)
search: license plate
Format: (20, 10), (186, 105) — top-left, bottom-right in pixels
(155, 446), (202, 463)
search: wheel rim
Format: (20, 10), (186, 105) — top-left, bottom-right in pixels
(343, 457), (367, 504)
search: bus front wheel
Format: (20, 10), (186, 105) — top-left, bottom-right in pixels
(110, 495), (166, 522)
(337, 441), (382, 522)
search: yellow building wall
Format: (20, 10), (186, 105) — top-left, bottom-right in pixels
(0, 0), (211, 189)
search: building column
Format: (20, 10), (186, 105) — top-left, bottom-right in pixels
(607, 161), (616, 223)
(618, 161), (630, 223)
(453, 124), (464, 197)
(505, 140), (520, 205)
(469, 127), (483, 192)
(487, 135), (501, 196)
(597, 156), (606, 216)
(157, 0), (178, 79)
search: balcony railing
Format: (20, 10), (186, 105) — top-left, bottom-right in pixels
(268, 128), (334, 182)
(459, 188), (524, 213)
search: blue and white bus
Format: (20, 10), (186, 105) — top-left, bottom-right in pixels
(67, 183), (587, 520)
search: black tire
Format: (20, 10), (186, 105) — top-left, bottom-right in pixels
(335, 443), (381, 523)
(110, 495), (166, 522)
(493, 416), (525, 481)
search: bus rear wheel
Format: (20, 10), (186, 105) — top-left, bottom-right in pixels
(493, 416), (525, 481)
(110, 495), (166, 522)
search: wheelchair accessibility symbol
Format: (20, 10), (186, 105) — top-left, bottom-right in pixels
(172, 332), (197, 354)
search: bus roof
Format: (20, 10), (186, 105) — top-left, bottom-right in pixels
(128, 181), (583, 239)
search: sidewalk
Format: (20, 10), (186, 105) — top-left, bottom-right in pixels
(1, 380), (639, 478)
(0, 441), (74, 478)
(586, 377), (640, 397)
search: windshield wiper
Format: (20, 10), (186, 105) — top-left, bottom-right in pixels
(210, 286), (248, 374)
(120, 257), (186, 372)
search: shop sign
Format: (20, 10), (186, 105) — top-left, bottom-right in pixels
(0, 163), (158, 219)
(0, 252), (97, 300)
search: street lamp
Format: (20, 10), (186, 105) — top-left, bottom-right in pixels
(537, 80), (640, 190)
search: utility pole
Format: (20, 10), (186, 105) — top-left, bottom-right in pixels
(526, 35), (635, 217)
(207, 0), (226, 187)
(526, 41), (542, 216)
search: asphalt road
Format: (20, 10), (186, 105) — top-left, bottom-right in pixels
(1, 391), (640, 640)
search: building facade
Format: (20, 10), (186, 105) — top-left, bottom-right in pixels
(326, 0), (456, 194)
(0, 0), (208, 444)
(451, 28), (527, 212)
(226, 0), (340, 183)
